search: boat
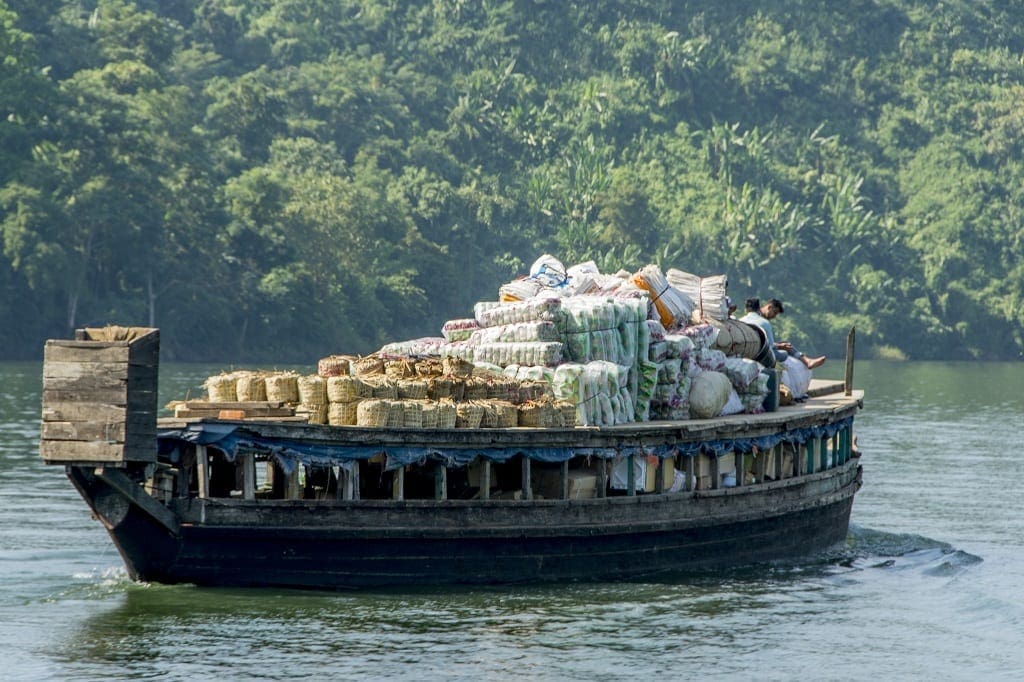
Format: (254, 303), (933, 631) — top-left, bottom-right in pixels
(40, 326), (863, 589)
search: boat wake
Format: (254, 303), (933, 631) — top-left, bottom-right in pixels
(815, 524), (983, 577)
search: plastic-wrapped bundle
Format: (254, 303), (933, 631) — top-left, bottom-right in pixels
(658, 358), (682, 384)
(722, 357), (762, 391)
(616, 299), (642, 367)
(649, 341), (668, 363)
(630, 264), (695, 329)
(635, 358), (659, 421)
(644, 320), (667, 343)
(468, 320), (560, 345)
(471, 361), (504, 376)
(476, 298), (562, 327)
(663, 334), (695, 360)
(499, 277), (545, 302)
(682, 323), (719, 351)
(504, 364), (554, 384)
(552, 363), (585, 425)
(379, 337), (446, 357)
(439, 341), (474, 361)
(474, 301), (502, 322)
(695, 348), (728, 372)
(473, 341), (563, 368)
(666, 270), (730, 323)
(442, 319), (480, 342)
(740, 393), (767, 414)
(689, 371), (732, 419)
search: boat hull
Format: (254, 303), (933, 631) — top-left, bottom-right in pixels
(70, 460), (860, 589)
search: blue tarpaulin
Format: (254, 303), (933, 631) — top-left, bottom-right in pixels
(158, 417), (853, 474)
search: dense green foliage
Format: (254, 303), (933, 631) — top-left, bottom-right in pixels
(2, 0), (1023, 361)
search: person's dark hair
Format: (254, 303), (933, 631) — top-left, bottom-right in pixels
(745, 297), (760, 313)
(767, 298), (784, 314)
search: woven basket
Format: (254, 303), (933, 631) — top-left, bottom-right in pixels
(235, 372), (266, 402)
(435, 400), (457, 429)
(426, 376), (454, 400)
(387, 401), (405, 428)
(352, 356), (385, 377)
(420, 401), (439, 428)
(365, 377), (398, 399)
(556, 400), (577, 427)
(265, 373), (299, 403)
(301, 403), (328, 425)
(328, 401), (360, 426)
(385, 358), (417, 380)
(517, 401), (549, 427)
(415, 358), (444, 378)
(485, 378), (513, 401)
(297, 375), (327, 406)
(482, 401), (518, 428)
(327, 376), (363, 403)
(463, 376), (489, 400)
(456, 402), (484, 429)
(205, 373), (237, 402)
(356, 399), (390, 427)
(443, 356), (474, 378)
(397, 379), (428, 400)
(402, 401), (423, 428)
(516, 381), (547, 404)
(317, 355), (353, 377)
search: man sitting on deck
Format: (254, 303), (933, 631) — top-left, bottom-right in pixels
(741, 298), (826, 370)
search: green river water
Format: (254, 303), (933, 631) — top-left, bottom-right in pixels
(1, 360), (1022, 680)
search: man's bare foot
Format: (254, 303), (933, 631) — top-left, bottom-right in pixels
(805, 355), (826, 370)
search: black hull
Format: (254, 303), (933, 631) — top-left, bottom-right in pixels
(71, 461), (861, 589)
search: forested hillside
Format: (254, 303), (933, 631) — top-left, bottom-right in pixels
(2, 0), (1022, 361)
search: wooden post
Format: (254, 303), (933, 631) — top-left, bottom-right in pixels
(286, 466), (301, 500)
(481, 459), (491, 500)
(804, 442), (814, 474)
(711, 454), (720, 490)
(819, 437), (828, 471)
(735, 451), (745, 487)
(684, 455), (694, 492)
(774, 444), (783, 481)
(435, 463), (448, 500)
(196, 445), (209, 498)
(242, 452), (255, 500)
(343, 463), (360, 500)
(597, 459), (607, 498)
(845, 327), (856, 396)
(560, 459), (570, 499)
(521, 456), (532, 501)
(394, 466), (405, 501)
(626, 454), (636, 496)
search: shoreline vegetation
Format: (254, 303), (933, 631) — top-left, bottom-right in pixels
(2, 1), (1022, 363)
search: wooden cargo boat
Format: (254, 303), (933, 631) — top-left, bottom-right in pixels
(41, 327), (863, 589)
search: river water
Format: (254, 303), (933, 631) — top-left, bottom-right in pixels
(1, 360), (1022, 680)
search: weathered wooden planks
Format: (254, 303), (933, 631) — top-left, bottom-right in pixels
(40, 327), (159, 465)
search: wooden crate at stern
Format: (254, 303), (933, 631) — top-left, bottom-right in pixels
(40, 326), (159, 465)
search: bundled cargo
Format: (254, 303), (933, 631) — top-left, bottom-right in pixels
(441, 319), (479, 342)
(473, 341), (563, 368)
(235, 371), (267, 402)
(630, 265), (695, 330)
(468, 320), (560, 345)
(379, 337), (446, 357)
(204, 373), (238, 402)
(666, 270), (730, 323)
(721, 357), (762, 391)
(265, 372), (299, 403)
(297, 375), (328, 424)
(317, 355), (353, 377)
(476, 297), (562, 327)
(689, 371), (733, 419)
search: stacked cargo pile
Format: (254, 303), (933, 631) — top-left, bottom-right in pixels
(182, 254), (778, 427)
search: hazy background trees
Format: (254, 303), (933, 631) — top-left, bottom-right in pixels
(2, 0), (1022, 361)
